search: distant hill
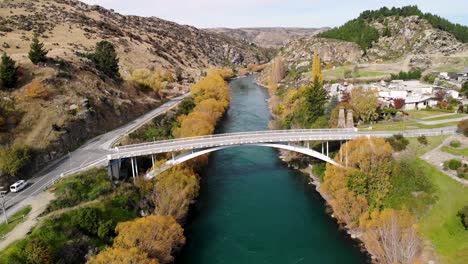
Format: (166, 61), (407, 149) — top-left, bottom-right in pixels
(318, 6), (468, 52)
(205, 27), (329, 48)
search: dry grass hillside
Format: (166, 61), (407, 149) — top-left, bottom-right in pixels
(0, 0), (271, 180)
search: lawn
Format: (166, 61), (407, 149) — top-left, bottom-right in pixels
(0, 206), (32, 238)
(407, 110), (455, 120)
(441, 146), (468, 156)
(417, 159), (468, 264)
(406, 135), (448, 156)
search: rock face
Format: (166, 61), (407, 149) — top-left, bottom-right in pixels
(367, 16), (466, 61)
(206, 27), (330, 48)
(282, 37), (364, 68)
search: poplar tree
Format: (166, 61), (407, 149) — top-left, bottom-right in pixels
(0, 53), (18, 89)
(28, 33), (48, 64)
(311, 53), (323, 85)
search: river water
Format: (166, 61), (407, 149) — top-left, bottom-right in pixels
(176, 76), (369, 264)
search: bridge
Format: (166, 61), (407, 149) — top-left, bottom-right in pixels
(107, 127), (457, 180)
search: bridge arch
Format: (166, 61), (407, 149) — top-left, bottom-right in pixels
(144, 143), (341, 179)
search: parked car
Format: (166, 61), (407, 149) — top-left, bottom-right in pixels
(10, 180), (27, 193)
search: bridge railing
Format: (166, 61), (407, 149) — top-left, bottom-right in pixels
(115, 128), (358, 150)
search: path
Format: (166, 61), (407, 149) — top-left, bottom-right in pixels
(412, 116), (467, 125)
(421, 112), (458, 120)
(421, 135), (468, 186)
(0, 191), (55, 251)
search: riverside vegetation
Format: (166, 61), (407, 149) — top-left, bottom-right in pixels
(262, 51), (468, 263)
(0, 69), (233, 264)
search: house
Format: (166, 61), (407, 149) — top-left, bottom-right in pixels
(403, 96), (438, 110)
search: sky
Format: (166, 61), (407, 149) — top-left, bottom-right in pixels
(81, 0), (468, 28)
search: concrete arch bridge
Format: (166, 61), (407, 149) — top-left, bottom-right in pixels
(106, 127), (456, 180)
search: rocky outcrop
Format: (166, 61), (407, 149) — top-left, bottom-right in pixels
(206, 27), (330, 48)
(367, 16), (465, 61)
(282, 37), (364, 69)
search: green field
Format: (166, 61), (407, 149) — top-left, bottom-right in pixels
(417, 159), (468, 264)
(441, 146), (468, 156)
(0, 206), (32, 238)
(406, 135), (448, 156)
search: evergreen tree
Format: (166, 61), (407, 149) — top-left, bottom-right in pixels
(93, 41), (120, 78)
(0, 53), (18, 89)
(28, 33), (48, 64)
(311, 53), (323, 85)
(300, 78), (328, 127)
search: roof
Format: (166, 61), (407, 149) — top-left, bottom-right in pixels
(405, 96), (434, 104)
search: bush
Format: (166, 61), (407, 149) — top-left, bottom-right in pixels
(457, 166), (468, 179)
(390, 70), (422, 80)
(25, 238), (54, 264)
(417, 135), (428, 145)
(450, 140), (461, 148)
(444, 159), (462, 170)
(385, 134), (409, 151)
(458, 119), (468, 137)
(458, 206), (468, 229)
(0, 144), (33, 178)
(422, 74), (436, 84)
(26, 80), (50, 99)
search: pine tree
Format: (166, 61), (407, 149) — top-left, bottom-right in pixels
(311, 53), (323, 85)
(28, 33), (48, 64)
(93, 41), (120, 78)
(0, 53), (18, 89)
(300, 78), (328, 127)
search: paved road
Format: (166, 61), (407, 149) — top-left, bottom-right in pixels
(413, 116), (468, 125)
(2, 93), (189, 220)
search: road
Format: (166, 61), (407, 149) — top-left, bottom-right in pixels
(2, 93), (189, 220)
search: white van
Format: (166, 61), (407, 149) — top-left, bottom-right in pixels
(10, 180), (27, 193)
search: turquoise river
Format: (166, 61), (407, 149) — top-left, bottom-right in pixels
(176, 75), (369, 263)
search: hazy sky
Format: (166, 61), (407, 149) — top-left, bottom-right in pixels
(81, 0), (468, 28)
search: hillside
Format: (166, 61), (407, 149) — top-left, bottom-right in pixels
(317, 6), (467, 60)
(205, 27), (329, 48)
(0, 0), (270, 184)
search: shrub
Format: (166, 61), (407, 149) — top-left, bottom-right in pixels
(422, 74), (436, 84)
(458, 119), (468, 137)
(26, 80), (50, 99)
(0, 52), (18, 89)
(457, 166), (468, 179)
(444, 159), (462, 170)
(417, 135), (428, 145)
(390, 70), (422, 80)
(458, 206), (468, 229)
(450, 140), (461, 148)
(385, 134), (409, 151)
(0, 144), (33, 177)
(25, 238), (54, 264)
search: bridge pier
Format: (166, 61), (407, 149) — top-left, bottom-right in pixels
(130, 157), (139, 183)
(107, 156), (121, 181)
(326, 141), (329, 157)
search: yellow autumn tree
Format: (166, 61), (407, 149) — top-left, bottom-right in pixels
(114, 215), (185, 264)
(88, 247), (159, 264)
(191, 72), (231, 106)
(131, 68), (165, 92)
(194, 98), (227, 122)
(350, 87), (379, 122)
(153, 165), (200, 222)
(361, 208), (421, 264)
(173, 111), (215, 138)
(311, 53), (323, 85)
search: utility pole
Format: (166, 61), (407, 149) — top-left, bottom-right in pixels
(0, 187), (8, 224)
